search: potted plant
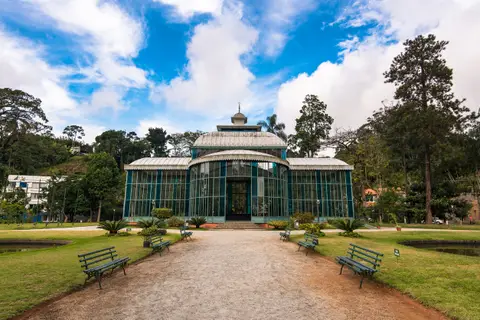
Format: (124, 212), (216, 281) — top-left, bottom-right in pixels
(137, 226), (159, 247)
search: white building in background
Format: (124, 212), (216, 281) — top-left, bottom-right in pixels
(6, 175), (52, 205)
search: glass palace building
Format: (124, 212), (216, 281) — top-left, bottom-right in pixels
(123, 111), (354, 223)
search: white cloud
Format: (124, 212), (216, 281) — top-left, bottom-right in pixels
(151, 8), (260, 117)
(260, 0), (318, 57)
(153, 0), (224, 19)
(0, 28), (77, 121)
(276, 0), (480, 134)
(29, 0), (148, 88)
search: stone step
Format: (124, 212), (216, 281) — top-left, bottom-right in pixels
(215, 222), (263, 229)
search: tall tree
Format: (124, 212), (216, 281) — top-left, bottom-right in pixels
(146, 127), (169, 157)
(63, 125), (85, 147)
(257, 114), (287, 141)
(0, 88), (51, 166)
(384, 34), (476, 223)
(169, 133), (188, 157)
(290, 94), (334, 157)
(85, 153), (121, 223)
(183, 130), (205, 155)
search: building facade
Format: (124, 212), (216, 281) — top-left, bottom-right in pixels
(123, 112), (354, 223)
(6, 175), (52, 206)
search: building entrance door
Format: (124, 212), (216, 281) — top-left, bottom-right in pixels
(226, 180), (250, 221)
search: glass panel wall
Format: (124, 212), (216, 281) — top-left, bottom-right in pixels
(189, 160), (289, 219)
(189, 162), (225, 219)
(253, 162), (288, 218)
(124, 170), (188, 218)
(289, 170), (352, 218)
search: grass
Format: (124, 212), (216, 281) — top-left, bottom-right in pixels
(373, 223), (480, 230)
(291, 230), (480, 320)
(0, 230), (181, 319)
(0, 222), (98, 230)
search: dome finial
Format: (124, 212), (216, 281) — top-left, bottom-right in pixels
(238, 102), (241, 113)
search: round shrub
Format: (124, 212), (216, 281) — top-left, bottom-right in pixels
(299, 223), (326, 236)
(293, 212), (315, 224)
(166, 216), (185, 227)
(268, 220), (288, 230)
(152, 208), (173, 219)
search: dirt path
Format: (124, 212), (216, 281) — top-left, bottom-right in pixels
(19, 231), (446, 320)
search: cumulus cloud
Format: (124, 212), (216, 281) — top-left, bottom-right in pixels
(260, 0), (318, 57)
(153, 0), (224, 19)
(151, 8), (259, 117)
(0, 28), (77, 123)
(276, 0), (480, 134)
(26, 0), (149, 111)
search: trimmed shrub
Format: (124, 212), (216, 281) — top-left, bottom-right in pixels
(152, 208), (173, 219)
(299, 223), (326, 236)
(189, 216), (207, 228)
(137, 226), (159, 237)
(167, 216), (185, 227)
(268, 220), (288, 230)
(293, 212), (315, 224)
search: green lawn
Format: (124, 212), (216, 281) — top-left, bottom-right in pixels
(0, 222), (98, 230)
(291, 231), (480, 320)
(0, 230), (181, 319)
(374, 223), (480, 230)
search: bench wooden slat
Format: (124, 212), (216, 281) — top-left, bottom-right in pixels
(347, 248), (382, 263)
(81, 254), (119, 268)
(78, 246), (115, 257)
(79, 250), (115, 263)
(347, 251), (380, 267)
(350, 244), (384, 256)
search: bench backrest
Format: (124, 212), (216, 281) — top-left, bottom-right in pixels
(150, 234), (163, 245)
(304, 233), (319, 245)
(78, 247), (117, 270)
(347, 244), (383, 269)
(179, 226), (189, 234)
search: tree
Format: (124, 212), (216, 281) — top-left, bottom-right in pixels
(183, 131), (205, 156)
(146, 127), (169, 157)
(85, 153), (121, 222)
(169, 133), (188, 157)
(290, 94), (333, 157)
(384, 34), (476, 223)
(63, 125), (85, 147)
(257, 114), (287, 141)
(0, 88), (51, 166)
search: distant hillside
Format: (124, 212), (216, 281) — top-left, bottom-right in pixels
(37, 155), (89, 176)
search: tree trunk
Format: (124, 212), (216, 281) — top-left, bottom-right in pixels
(402, 152), (409, 197)
(425, 149), (433, 224)
(89, 209), (93, 222)
(96, 200), (102, 223)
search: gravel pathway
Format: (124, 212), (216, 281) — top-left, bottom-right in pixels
(20, 231), (446, 320)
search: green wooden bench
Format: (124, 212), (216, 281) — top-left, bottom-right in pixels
(297, 233), (319, 255)
(150, 234), (171, 255)
(78, 246), (130, 289)
(279, 229), (291, 241)
(336, 243), (383, 288)
(180, 226), (193, 241)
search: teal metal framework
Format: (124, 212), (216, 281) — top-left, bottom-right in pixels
(123, 161), (354, 222)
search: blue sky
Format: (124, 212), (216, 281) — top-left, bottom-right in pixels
(1, 0), (479, 143)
